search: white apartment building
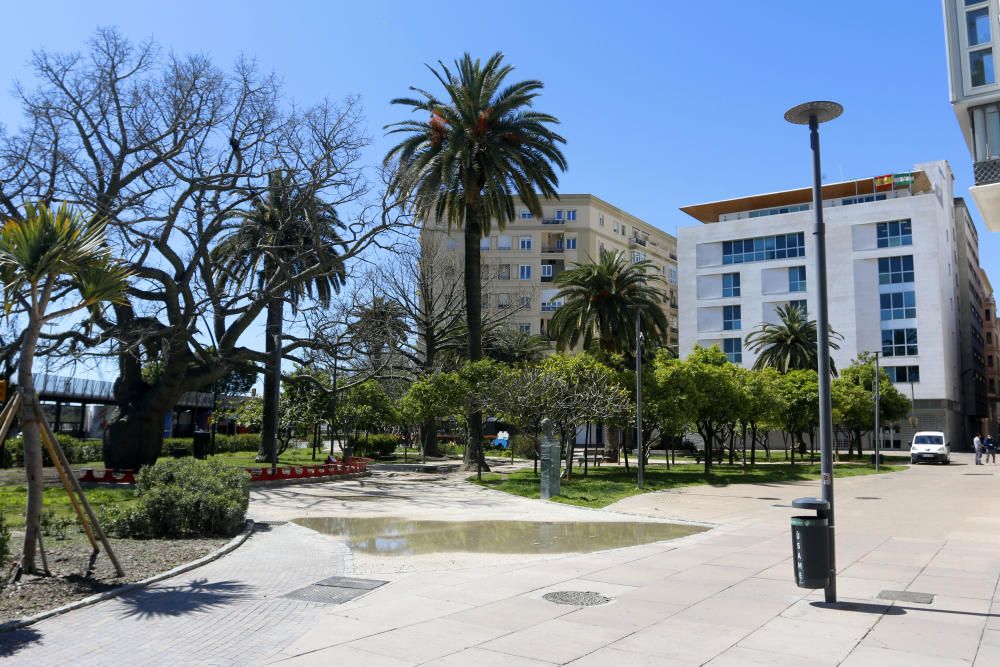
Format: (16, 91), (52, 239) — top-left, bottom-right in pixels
(678, 160), (986, 450)
(943, 0), (1000, 230)
(425, 194), (679, 349)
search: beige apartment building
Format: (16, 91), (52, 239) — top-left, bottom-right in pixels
(424, 194), (679, 349)
(982, 269), (1000, 434)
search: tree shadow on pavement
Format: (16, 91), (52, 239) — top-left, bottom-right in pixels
(117, 579), (254, 620)
(0, 627), (42, 658)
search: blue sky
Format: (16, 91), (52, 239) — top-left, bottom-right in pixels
(0, 1), (987, 296)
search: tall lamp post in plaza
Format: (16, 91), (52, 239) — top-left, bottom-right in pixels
(784, 100), (842, 604)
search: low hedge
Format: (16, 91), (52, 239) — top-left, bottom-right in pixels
(3, 434), (102, 467)
(163, 434), (260, 454)
(102, 458), (250, 538)
(347, 433), (400, 458)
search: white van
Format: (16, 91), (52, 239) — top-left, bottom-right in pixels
(909, 431), (950, 465)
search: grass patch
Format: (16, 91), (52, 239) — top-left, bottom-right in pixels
(0, 484), (137, 530)
(472, 462), (902, 509)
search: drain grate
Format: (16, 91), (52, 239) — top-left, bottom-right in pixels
(855, 497), (881, 500)
(281, 576), (387, 605)
(255, 520), (288, 526)
(543, 591), (612, 607)
(877, 589), (934, 604)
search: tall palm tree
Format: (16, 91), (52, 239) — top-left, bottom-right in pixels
(0, 203), (132, 574)
(215, 172), (347, 462)
(745, 303), (842, 375)
(385, 52), (567, 471)
(549, 249), (669, 356)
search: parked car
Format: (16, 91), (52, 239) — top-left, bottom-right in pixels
(909, 431), (950, 464)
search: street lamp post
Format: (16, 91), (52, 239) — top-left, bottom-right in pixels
(784, 100), (842, 604)
(874, 351), (881, 471)
(635, 309), (644, 489)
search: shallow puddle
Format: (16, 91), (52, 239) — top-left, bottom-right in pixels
(293, 517), (707, 555)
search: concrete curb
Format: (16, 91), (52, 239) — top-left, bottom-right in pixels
(249, 470), (370, 488)
(0, 518), (256, 633)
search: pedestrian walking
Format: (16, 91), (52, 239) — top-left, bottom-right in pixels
(974, 433), (983, 465)
(986, 435), (997, 464)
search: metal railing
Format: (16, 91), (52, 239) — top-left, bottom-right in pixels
(974, 158), (1000, 185)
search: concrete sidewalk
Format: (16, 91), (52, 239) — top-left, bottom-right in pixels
(4, 455), (999, 665)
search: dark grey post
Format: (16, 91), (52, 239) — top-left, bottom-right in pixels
(636, 310), (644, 489)
(539, 418), (560, 500)
(271, 332), (280, 476)
(874, 351), (881, 471)
(785, 100), (842, 604)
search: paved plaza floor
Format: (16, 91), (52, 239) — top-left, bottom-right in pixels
(2, 454), (1000, 665)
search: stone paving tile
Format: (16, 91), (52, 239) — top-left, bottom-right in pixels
(734, 615), (868, 663)
(842, 644), (972, 666)
(565, 645), (692, 666)
(478, 617), (630, 664)
(423, 646), (557, 666)
(608, 617), (750, 663)
(559, 597), (685, 632)
(707, 645), (838, 666)
(274, 643), (412, 666)
(443, 595), (573, 632)
(860, 615), (983, 662)
(345, 618), (504, 663)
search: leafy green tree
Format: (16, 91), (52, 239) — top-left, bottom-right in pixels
(0, 203), (131, 574)
(833, 353), (910, 457)
(773, 369), (820, 463)
(745, 304), (842, 375)
(386, 52), (567, 471)
(740, 367), (783, 464)
(483, 328), (549, 365)
(340, 380), (396, 447)
(215, 171), (348, 463)
(549, 249), (668, 355)
(653, 345), (742, 472)
(399, 371), (467, 458)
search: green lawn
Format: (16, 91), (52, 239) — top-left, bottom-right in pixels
(649, 450), (911, 464)
(471, 462), (902, 509)
(0, 484), (137, 530)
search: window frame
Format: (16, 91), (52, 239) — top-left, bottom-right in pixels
(722, 272), (741, 298)
(723, 304), (742, 331)
(518, 264), (532, 280)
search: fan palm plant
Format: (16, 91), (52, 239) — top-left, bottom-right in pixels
(549, 249), (669, 356)
(484, 327), (550, 365)
(385, 52), (567, 471)
(215, 172), (347, 463)
(744, 303), (842, 375)
(0, 203), (132, 574)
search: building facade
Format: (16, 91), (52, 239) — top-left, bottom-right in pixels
(981, 269), (1000, 433)
(425, 194), (679, 348)
(943, 0), (1000, 230)
(678, 160), (985, 450)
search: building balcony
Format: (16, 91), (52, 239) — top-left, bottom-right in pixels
(541, 218), (564, 225)
(629, 236), (647, 247)
(975, 158), (1000, 186)
(541, 302), (563, 312)
(541, 245), (564, 254)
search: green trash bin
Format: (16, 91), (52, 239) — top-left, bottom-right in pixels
(791, 515), (829, 589)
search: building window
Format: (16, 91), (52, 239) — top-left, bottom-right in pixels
(885, 366), (920, 383)
(519, 264), (532, 280)
(882, 328), (918, 357)
(497, 293), (511, 309)
(566, 210), (577, 221)
(480, 236), (491, 251)
(668, 267), (678, 285)
(613, 221), (619, 233)
(723, 338), (742, 364)
(447, 238), (456, 251)
(632, 251), (646, 264)
(520, 210), (533, 219)
(519, 295), (531, 309)
(518, 323), (531, 333)
(968, 6), (992, 46)
(989, 332), (994, 344)
(788, 266), (807, 292)
(876, 219), (913, 248)
(991, 355), (995, 368)
(497, 264), (511, 280)
(541, 264), (553, 278)
(722, 233), (805, 264)
(841, 194), (887, 206)
(723, 305), (741, 331)
(987, 308), (993, 320)
(566, 237), (577, 250)
(789, 299), (807, 314)
(972, 48), (996, 87)
(747, 203), (810, 218)
(498, 235), (512, 250)
(599, 215), (605, 227)
(598, 242), (606, 254)
(880, 291), (916, 320)
(555, 209), (563, 220)
(519, 236), (532, 251)
(878, 255), (915, 284)
(722, 272), (741, 297)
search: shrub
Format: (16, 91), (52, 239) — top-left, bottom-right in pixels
(103, 458), (250, 538)
(511, 434), (538, 460)
(0, 511), (10, 586)
(162, 434), (261, 455)
(347, 433), (400, 458)
(5, 433), (102, 467)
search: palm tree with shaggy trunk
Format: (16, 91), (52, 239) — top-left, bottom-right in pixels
(745, 303), (842, 375)
(385, 53), (567, 472)
(0, 203), (131, 574)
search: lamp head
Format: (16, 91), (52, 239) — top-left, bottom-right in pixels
(784, 101), (843, 125)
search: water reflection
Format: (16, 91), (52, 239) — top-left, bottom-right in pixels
(293, 517), (706, 555)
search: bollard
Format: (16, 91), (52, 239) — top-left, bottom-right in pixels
(539, 418), (561, 500)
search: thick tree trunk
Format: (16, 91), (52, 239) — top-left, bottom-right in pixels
(461, 209), (488, 474)
(259, 293), (283, 463)
(105, 361), (190, 469)
(420, 420), (441, 457)
(19, 317), (43, 574)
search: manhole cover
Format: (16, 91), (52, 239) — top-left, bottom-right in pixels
(281, 576), (387, 605)
(756, 497), (781, 501)
(964, 473), (994, 476)
(877, 589), (934, 604)
(855, 496), (881, 500)
(543, 591), (612, 606)
(255, 520), (288, 526)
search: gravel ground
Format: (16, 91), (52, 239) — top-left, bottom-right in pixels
(1, 532), (226, 622)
